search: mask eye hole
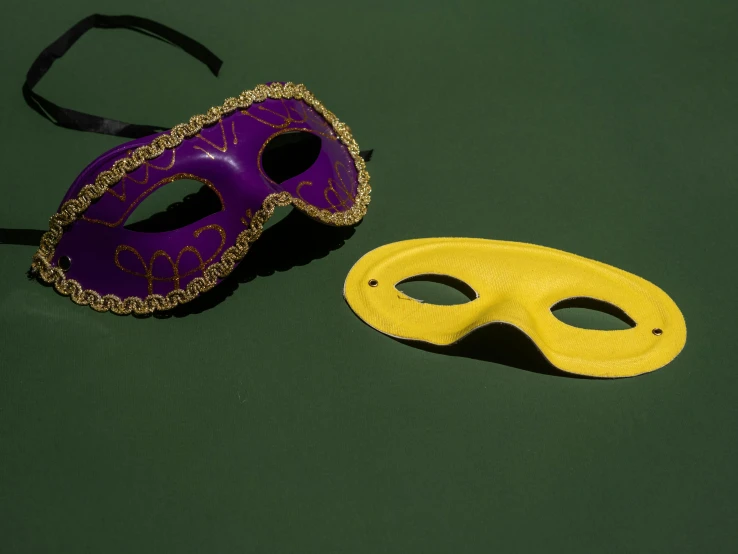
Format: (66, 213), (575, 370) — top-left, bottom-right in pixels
(124, 177), (223, 233)
(396, 274), (478, 305)
(551, 297), (636, 330)
(261, 131), (322, 184)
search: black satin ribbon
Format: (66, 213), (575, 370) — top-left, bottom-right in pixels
(22, 14), (222, 139)
(23, 14), (374, 160)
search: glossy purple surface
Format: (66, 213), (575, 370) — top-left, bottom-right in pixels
(54, 97), (359, 299)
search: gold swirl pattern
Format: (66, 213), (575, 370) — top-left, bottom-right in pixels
(30, 82), (372, 315)
(243, 98), (335, 136)
(192, 119), (237, 159)
(294, 163), (355, 213)
(323, 162), (356, 212)
(114, 224), (227, 294)
(295, 181), (314, 203)
(242, 98), (304, 128)
(107, 150), (176, 202)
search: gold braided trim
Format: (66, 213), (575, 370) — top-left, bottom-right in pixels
(30, 82), (371, 315)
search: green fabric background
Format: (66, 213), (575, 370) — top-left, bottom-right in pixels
(1, 1), (736, 552)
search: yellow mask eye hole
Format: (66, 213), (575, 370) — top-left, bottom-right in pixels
(550, 297), (635, 331)
(396, 274), (477, 305)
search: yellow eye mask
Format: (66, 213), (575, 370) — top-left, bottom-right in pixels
(343, 238), (686, 378)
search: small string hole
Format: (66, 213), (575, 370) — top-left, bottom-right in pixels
(652, 328), (663, 336)
(368, 279), (378, 287)
(59, 256), (72, 271)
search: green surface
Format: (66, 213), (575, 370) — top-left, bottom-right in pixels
(1, 1), (737, 552)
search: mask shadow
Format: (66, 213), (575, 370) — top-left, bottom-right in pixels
(155, 204), (358, 318)
(395, 323), (600, 379)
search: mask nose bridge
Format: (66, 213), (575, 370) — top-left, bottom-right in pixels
(463, 264), (543, 332)
(481, 295), (541, 332)
(181, 116), (278, 213)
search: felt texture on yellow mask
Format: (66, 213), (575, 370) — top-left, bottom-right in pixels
(343, 238), (686, 378)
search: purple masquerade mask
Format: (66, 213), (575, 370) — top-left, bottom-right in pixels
(31, 82), (371, 314)
(25, 17), (371, 315)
